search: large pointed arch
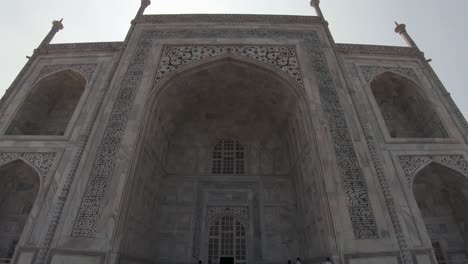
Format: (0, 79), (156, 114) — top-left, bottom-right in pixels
(370, 71), (447, 138)
(117, 53), (330, 263)
(412, 162), (468, 262)
(151, 54), (306, 101)
(7, 69), (86, 136)
(0, 160), (40, 261)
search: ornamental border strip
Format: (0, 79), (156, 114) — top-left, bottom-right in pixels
(334, 43), (421, 57)
(136, 14), (323, 24)
(71, 29), (378, 240)
(46, 42), (122, 51)
(398, 154), (468, 186)
(0, 152), (56, 178)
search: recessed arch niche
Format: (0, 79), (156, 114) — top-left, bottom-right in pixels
(370, 72), (447, 138)
(413, 162), (468, 262)
(0, 160), (40, 261)
(6, 69), (86, 136)
(118, 57), (330, 264)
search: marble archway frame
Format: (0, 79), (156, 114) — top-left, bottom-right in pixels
(153, 46), (304, 87)
(359, 65), (420, 85)
(71, 30), (380, 241)
(398, 154), (468, 188)
(34, 64), (97, 84)
(0, 152), (56, 181)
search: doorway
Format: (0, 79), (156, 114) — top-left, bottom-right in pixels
(208, 211), (247, 264)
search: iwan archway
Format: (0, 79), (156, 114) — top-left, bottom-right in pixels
(117, 56), (334, 264)
(413, 162), (468, 263)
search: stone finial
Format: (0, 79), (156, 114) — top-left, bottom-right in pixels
(136, 0), (151, 17)
(141, 0), (151, 7)
(310, 0), (320, 7)
(394, 22), (406, 34)
(310, 0), (324, 17)
(394, 21), (419, 49)
(52, 19), (64, 31)
(38, 18), (64, 49)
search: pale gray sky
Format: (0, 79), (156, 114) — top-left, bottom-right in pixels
(1, 0), (467, 119)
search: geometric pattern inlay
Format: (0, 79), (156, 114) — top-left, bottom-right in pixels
(207, 207), (249, 226)
(360, 65), (418, 83)
(71, 32), (154, 238)
(71, 29), (378, 240)
(305, 37), (379, 239)
(398, 155), (468, 185)
(0, 152), (56, 178)
(155, 46), (303, 87)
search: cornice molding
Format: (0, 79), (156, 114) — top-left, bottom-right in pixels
(46, 42), (123, 52)
(334, 43), (422, 57)
(136, 14), (323, 25)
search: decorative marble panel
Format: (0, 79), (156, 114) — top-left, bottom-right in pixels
(71, 32), (154, 238)
(154, 46), (303, 87)
(304, 37), (379, 239)
(71, 30), (378, 240)
(342, 65), (412, 262)
(0, 152), (56, 178)
(36, 64), (98, 82)
(360, 65), (418, 83)
(398, 155), (468, 185)
(207, 207), (248, 226)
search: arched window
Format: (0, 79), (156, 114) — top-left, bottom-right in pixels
(7, 70), (86, 136)
(0, 160), (40, 261)
(371, 72), (447, 138)
(212, 139), (245, 175)
(413, 163), (468, 263)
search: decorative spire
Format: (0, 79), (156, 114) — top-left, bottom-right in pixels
(310, 0), (324, 18)
(136, 0), (151, 17)
(38, 19), (64, 49)
(394, 21), (419, 50)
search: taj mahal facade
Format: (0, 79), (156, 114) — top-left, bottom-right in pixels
(0, 1), (468, 264)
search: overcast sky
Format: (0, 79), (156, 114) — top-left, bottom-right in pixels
(1, 0), (467, 119)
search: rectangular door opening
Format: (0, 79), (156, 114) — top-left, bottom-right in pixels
(220, 257), (235, 264)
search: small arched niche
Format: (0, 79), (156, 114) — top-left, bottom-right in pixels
(6, 69), (86, 136)
(413, 163), (468, 263)
(370, 72), (447, 138)
(0, 160), (40, 261)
